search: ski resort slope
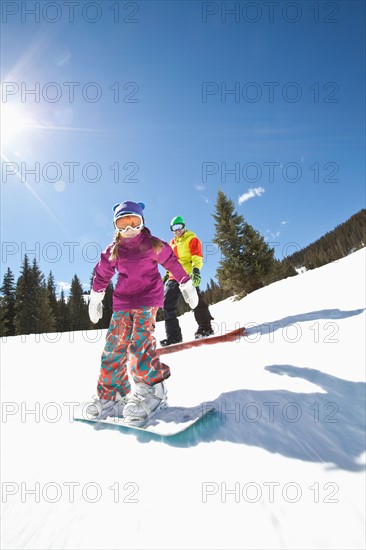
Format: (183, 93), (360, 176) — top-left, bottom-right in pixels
(1, 248), (365, 550)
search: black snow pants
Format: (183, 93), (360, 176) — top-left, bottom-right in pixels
(163, 279), (214, 339)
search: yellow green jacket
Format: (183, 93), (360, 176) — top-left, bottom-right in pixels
(167, 230), (203, 279)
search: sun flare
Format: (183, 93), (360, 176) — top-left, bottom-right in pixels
(0, 103), (33, 147)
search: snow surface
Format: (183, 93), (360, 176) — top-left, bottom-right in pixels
(1, 249), (365, 550)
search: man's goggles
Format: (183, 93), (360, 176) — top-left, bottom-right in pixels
(170, 223), (185, 232)
(115, 214), (144, 233)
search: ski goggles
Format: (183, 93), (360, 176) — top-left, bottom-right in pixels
(115, 214), (144, 233)
(170, 223), (185, 232)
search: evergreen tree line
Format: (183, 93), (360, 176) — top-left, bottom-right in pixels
(0, 256), (114, 337)
(285, 209), (366, 270)
(1, 193), (364, 336)
(210, 194), (365, 298)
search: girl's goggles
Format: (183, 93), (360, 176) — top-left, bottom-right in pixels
(115, 214), (144, 233)
(170, 223), (185, 232)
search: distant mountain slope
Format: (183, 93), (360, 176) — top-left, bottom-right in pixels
(284, 208), (366, 270)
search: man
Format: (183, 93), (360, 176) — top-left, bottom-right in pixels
(160, 215), (214, 346)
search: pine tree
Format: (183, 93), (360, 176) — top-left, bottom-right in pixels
(68, 275), (89, 331)
(37, 283), (57, 333)
(202, 278), (229, 305)
(0, 267), (16, 336)
(212, 190), (276, 296)
(0, 296), (8, 337)
(212, 190), (248, 295)
(57, 289), (69, 332)
(203, 281), (213, 305)
(264, 258), (297, 285)
(14, 257), (57, 335)
(47, 272), (59, 327)
(241, 223), (275, 293)
(31, 259), (56, 333)
(14, 255), (36, 335)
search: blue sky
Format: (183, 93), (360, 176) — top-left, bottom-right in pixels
(1, 0), (365, 293)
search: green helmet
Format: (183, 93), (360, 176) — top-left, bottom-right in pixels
(170, 215), (186, 231)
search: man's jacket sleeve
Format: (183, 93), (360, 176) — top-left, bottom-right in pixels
(189, 237), (204, 270)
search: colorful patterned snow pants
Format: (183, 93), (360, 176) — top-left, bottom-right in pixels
(97, 307), (170, 400)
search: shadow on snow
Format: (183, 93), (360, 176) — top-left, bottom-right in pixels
(91, 364), (365, 472)
(246, 308), (365, 338)
(88, 304), (366, 470)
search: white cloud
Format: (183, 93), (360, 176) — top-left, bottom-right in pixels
(195, 184), (206, 191)
(238, 186), (265, 205)
(265, 229), (281, 241)
(58, 281), (71, 293)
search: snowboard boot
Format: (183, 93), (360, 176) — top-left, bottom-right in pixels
(123, 381), (168, 426)
(194, 326), (214, 339)
(86, 392), (127, 420)
(160, 335), (183, 347)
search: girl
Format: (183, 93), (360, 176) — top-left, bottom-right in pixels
(88, 200), (198, 425)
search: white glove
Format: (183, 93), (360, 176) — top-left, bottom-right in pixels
(179, 279), (199, 310)
(88, 290), (105, 324)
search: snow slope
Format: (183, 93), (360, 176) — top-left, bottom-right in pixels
(1, 249), (365, 549)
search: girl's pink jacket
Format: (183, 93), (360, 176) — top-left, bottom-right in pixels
(92, 228), (190, 311)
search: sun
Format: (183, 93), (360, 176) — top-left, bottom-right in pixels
(0, 103), (31, 147)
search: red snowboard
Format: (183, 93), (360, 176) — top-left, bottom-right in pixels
(156, 326), (246, 356)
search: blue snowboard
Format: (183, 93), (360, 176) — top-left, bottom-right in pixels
(73, 403), (216, 436)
